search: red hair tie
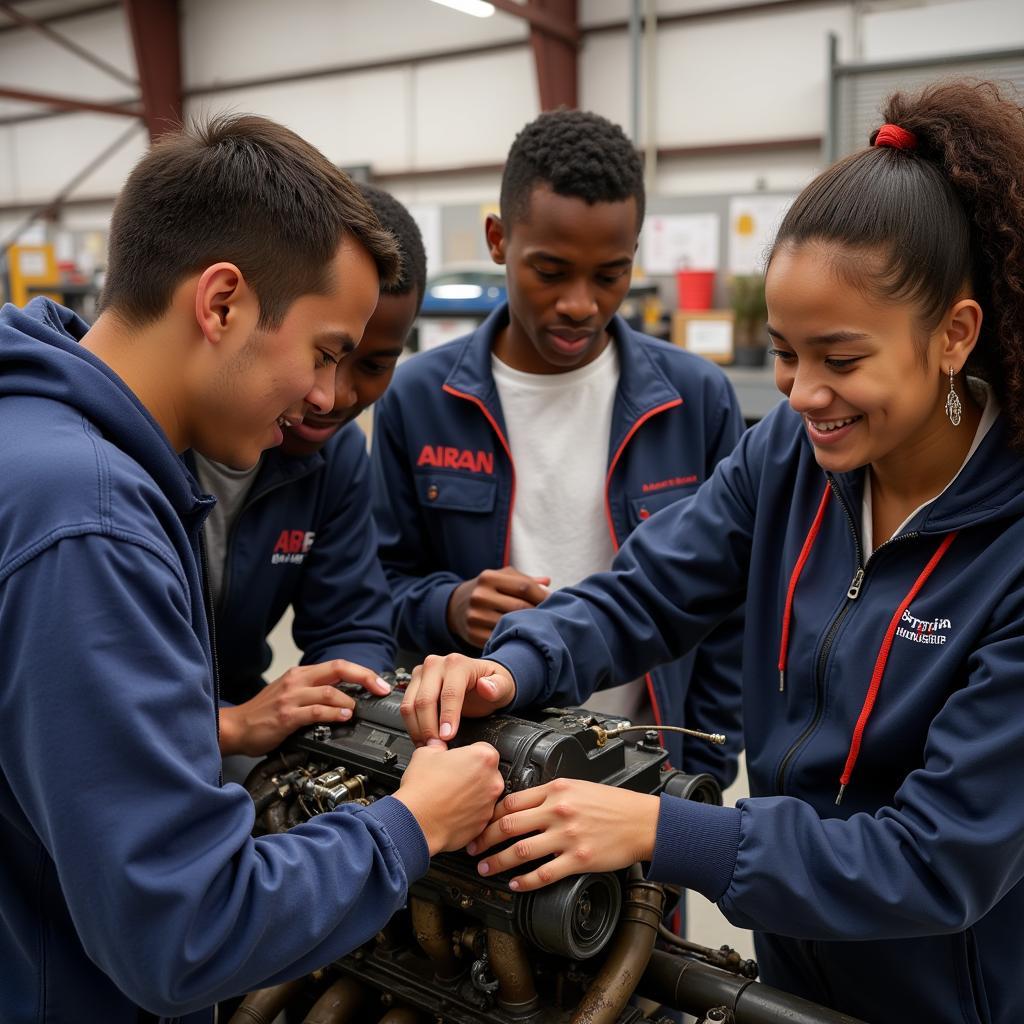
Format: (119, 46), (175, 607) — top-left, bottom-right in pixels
(874, 124), (917, 150)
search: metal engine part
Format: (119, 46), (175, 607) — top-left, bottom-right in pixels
(236, 673), (866, 1024)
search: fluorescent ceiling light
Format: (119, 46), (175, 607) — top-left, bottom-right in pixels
(427, 0), (495, 17)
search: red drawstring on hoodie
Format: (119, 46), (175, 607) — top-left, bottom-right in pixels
(777, 481), (958, 803)
(777, 483), (833, 693)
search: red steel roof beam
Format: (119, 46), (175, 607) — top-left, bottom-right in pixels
(122, 0), (182, 142)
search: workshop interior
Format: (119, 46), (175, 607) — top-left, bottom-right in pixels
(2, 2), (1022, 1023)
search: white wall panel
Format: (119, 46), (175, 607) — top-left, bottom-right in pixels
(860, 0), (1024, 61)
(580, 32), (632, 129)
(412, 48), (538, 168)
(655, 148), (821, 195)
(654, 4), (850, 145)
(182, 0), (527, 88)
(582, 0), (819, 28)
(187, 68), (413, 171)
(0, 129), (14, 196)
(387, 170), (502, 205)
(0, 7), (135, 100)
(7, 116), (146, 204)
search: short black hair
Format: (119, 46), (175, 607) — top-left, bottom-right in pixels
(100, 114), (400, 330)
(358, 183), (427, 304)
(499, 108), (645, 229)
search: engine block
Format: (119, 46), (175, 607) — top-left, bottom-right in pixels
(236, 674), (864, 1024)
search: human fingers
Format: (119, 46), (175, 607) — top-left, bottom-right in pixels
(466, 799), (551, 857)
(295, 658), (392, 695)
(400, 654), (451, 744)
(437, 655), (488, 741)
(488, 566), (552, 607)
(505, 855), (580, 892)
(449, 661), (517, 735)
(475, 829), (569, 883)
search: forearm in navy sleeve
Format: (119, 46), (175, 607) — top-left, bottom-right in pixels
(1, 536), (427, 1015)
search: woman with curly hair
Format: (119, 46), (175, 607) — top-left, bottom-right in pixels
(401, 80), (1024, 1023)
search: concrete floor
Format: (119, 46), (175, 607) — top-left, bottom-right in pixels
(265, 610), (756, 963)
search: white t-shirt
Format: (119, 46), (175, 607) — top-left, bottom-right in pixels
(491, 341), (649, 720)
(862, 378), (999, 552)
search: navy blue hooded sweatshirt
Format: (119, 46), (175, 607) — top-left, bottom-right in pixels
(0, 300), (428, 1023)
(185, 423), (395, 706)
(486, 397), (1024, 1024)
(371, 304), (745, 782)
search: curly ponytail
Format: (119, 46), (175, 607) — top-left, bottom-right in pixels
(771, 79), (1024, 448)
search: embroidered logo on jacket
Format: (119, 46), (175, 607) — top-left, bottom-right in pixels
(271, 529), (315, 565)
(896, 609), (952, 645)
(416, 445), (494, 474)
(642, 475), (698, 493)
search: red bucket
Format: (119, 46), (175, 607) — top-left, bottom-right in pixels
(676, 270), (715, 311)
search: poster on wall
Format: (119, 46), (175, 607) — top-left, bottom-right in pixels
(727, 195), (795, 275)
(641, 214), (719, 275)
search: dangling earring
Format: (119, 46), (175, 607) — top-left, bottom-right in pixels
(945, 366), (962, 427)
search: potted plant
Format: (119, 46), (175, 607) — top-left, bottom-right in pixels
(730, 274), (768, 367)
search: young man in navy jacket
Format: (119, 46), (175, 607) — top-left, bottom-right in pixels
(192, 184), (427, 759)
(372, 110), (744, 784)
(0, 117), (503, 1024)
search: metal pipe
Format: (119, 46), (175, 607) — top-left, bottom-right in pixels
(639, 949), (869, 1024)
(228, 978), (305, 1024)
(410, 897), (461, 981)
(570, 865), (665, 1024)
(644, 0), (658, 193)
(302, 975), (370, 1024)
(487, 928), (539, 1014)
(629, 0), (641, 146)
(375, 1010), (424, 1024)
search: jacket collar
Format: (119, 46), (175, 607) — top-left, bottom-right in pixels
(443, 302), (681, 442)
(184, 445), (324, 506)
(825, 411), (1024, 538)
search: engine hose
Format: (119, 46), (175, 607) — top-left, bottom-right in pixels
(410, 897), (461, 981)
(639, 949), (869, 1024)
(302, 975), (370, 1024)
(571, 864), (665, 1024)
(228, 978), (306, 1024)
(375, 1009), (425, 1024)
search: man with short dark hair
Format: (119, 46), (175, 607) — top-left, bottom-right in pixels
(374, 109), (744, 786)
(199, 183), (429, 758)
(0, 116), (503, 1023)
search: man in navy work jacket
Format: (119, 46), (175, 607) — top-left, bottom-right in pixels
(0, 116), (503, 1024)
(372, 109), (745, 784)
(191, 184), (427, 759)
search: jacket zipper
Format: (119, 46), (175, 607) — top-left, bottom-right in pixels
(775, 477), (920, 794)
(603, 398), (684, 750)
(197, 534), (223, 786)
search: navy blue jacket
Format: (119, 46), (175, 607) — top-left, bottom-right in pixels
(372, 304), (745, 782)
(487, 398), (1024, 1024)
(0, 300), (428, 1024)
(186, 425), (394, 706)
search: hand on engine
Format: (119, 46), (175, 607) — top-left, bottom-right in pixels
(218, 660), (392, 757)
(446, 565), (551, 649)
(395, 740), (505, 856)
(401, 654), (516, 745)
(467, 779), (661, 892)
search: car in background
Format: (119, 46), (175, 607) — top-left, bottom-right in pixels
(419, 262), (507, 317)
(413, 263), (507, 352)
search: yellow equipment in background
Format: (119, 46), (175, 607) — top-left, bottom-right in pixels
(6, 243), (59, 306)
